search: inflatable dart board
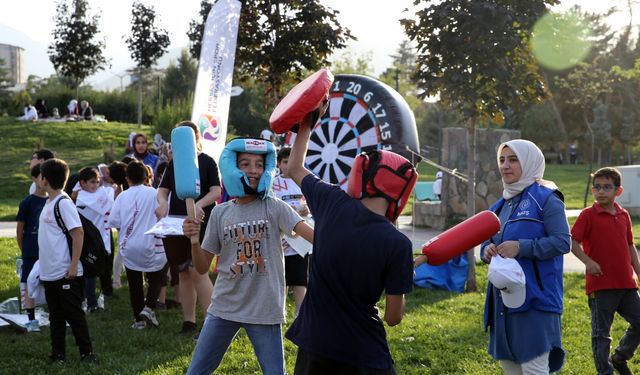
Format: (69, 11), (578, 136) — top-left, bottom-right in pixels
(284, 74), (420, 189)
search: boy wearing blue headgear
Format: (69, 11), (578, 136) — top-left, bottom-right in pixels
(183, 137), (314, 375)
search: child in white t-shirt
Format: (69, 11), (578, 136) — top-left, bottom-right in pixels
(108, 160), (168, 329)
(38, 158), (95, 363)
(273, 147), (310, 316)
(76, 167), (115, 311)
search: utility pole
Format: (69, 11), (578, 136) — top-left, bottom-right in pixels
(394, 68), (400, 92)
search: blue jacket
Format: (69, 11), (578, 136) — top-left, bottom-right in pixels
(484, 183), (568, 323)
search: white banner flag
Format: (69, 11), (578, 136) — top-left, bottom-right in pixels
(191, 0), (241, 162)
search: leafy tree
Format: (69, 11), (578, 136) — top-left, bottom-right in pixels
(520, 102), (564, 151)
(540, 6), (615, 160)
(126, 1), (171, 126)
(0, 57), (11, 112)
(590, 100), (612, 165)
(163, 49), (197, 105)
(379, 40), (418, 95)
(620, 111), (638, 164)
(402, 0), (556, 291)
(48, 0), (108, 100)
(415, 102), (463, 159)
(188, 0), (354, 103)
(228, 79), (271, 137)
(330, 50), (375, 76)
(555, 62), (611, 206)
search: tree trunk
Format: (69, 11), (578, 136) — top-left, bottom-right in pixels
(582, 114), (595, 208)
(465, 116), (477, 292)
(137, 69), (143, 127)
(542, 71), (570, 159)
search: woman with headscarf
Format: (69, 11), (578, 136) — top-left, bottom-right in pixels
(67, 99), (79, 118)
(131, 133), (158, 170)
(481, 139), (570, 374)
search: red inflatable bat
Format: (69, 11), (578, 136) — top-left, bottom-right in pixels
(422, 210), (500, 266)
(269, 68), (334, 134)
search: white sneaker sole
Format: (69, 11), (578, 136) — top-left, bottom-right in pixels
(140, 309), (159, 327)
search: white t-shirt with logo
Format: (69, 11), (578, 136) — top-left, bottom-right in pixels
(38, 194), (83, 281)
(76, 187), (114, 254)
(272, 175), (306, 256)
(108, 185), (166, 272)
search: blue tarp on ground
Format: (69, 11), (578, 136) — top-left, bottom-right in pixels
(413, 254), (468, 293)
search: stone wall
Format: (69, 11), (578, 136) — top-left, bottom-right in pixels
(413, 127), (520, 229)
(442, 127), (520, 225)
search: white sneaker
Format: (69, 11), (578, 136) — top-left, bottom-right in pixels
(139, 307), (159, 327)
(25, 319), (40, 333)
(130, 320), (146, 330)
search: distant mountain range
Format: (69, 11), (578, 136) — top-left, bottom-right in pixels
(0, 23), (185, 92)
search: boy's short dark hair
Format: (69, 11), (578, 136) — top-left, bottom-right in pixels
(30, 164), (41, 178)
(33, 149), (55, 160)
(40, 159), (69, 190)
(78, 167), (100, 182)
(126, 160), (148, 185)
(109, 161), (128, 185)
(277, 147), (291, 163)
(593, 167), (622, 187)
(121, 156), (135, 165)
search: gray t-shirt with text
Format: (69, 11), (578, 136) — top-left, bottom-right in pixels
(201, 196), (302, 324)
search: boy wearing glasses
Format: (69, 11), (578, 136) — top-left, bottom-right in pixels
(571, 167), (640, 375)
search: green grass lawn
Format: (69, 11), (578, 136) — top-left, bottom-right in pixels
(0, 116), (616, 219)
(402, 159), (592, 216)
(0, 117), (152, 220)
(0, 237), (638, 374)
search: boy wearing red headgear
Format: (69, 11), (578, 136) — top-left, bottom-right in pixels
(285, 107), (418, 374)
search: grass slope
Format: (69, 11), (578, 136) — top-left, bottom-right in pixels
(0, 117), (608, 219)
(0, 118), (152, 220)
(0, 237), (638, 373)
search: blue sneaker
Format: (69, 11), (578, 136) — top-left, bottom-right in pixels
(25, 319), (40, 333)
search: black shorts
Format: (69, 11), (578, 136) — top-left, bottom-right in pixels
(285, 254), (309, 287)
(162, 235), (197, 272)
(293, 347), (397, 375)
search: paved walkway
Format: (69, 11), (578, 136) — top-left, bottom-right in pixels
(0, 211), (586, 273)
(398, 213), (584, 273)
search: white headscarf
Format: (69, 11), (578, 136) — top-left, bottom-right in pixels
(497, 139), (557, 200)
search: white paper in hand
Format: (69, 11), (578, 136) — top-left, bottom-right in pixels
(145, 216), (186, 238)
(284, 218), (314, 257)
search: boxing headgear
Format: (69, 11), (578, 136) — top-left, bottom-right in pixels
(219, 138), (277, 199)
(346, 150), (418, 221)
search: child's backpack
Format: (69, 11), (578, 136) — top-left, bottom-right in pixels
(53, 196), (108, 278)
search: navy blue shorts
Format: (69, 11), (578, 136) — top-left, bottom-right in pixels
(285, 254), (309, 286)
(21, 257), (38, 283)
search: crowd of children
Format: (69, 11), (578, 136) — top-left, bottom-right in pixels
(14, 121), (640, 374)
(15, 136), (179, 363)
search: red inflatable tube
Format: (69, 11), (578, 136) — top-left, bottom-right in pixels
(422, 210), (500, 266)
(269, 68), (334, 134)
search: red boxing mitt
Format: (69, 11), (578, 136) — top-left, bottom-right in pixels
(269, 68), (334, 134)
(422, 210), (500, 266)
